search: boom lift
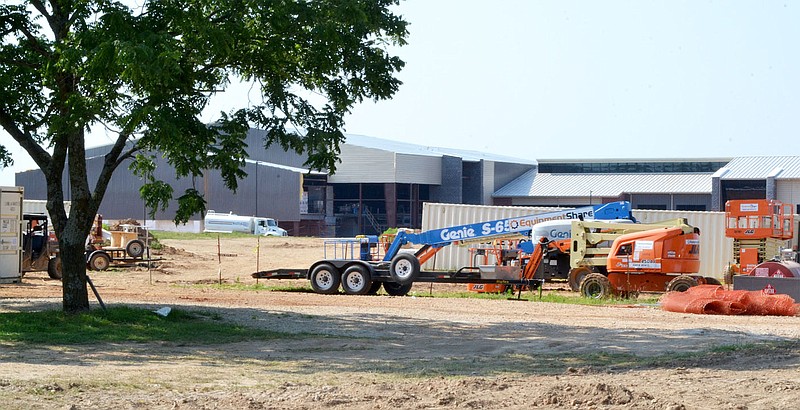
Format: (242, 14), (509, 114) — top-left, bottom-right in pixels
(252, 202), (635, 295)
(579, 220), (705, 298)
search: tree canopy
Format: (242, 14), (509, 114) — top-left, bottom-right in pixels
(0, 0), (407, 312)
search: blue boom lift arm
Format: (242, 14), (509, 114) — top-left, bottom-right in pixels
(382, 201), (634, 262)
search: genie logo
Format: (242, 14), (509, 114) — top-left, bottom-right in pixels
(549, 229), (570, 240)
(439, 226), (476, 241)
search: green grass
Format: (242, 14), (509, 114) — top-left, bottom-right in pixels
(0, 306), (297, 345)
(407, 289), (660, 305)
(151, 230), (261, 241)
(201, 282), (313, 293)
(188, 282), (658, 305)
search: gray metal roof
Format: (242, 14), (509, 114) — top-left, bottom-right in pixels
(343, 133), (537, 165)
(494, 171), (713, 197)
(716, 156), (800, 180)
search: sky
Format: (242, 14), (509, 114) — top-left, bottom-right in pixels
(2, 0), (799, 187)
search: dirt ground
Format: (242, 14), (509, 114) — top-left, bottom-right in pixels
(1, 236), (799, 410)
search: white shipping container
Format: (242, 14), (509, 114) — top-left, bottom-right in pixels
(0, 186), (24, 283)
(421, 203), (741, 280)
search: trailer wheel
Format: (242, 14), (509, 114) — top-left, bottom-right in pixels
(341, 265), (373, 295)
(383, 281), (413, 296)
(125, 239), (146, 258)
(310, 263), (340, 294)
(389, 253), (420, 285)
(568, 266), (592, 292)
(47, 256), (62, 280)
(580, 273), (612, 299)
(666, 275), (698, 292)
(88, 251), (111, 271)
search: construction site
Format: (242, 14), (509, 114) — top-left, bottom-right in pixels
(2, 186), (800, 409)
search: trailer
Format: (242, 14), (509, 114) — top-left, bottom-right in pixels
(252, 202), (635, 295)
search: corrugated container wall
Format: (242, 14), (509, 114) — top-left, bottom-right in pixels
(421, 203), (561, 271)
(421, 203), (743, 280)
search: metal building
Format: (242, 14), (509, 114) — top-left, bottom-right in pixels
(15, 129), (536, 236)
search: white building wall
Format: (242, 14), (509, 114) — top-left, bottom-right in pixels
(395, 153), (441, 184)
(421, 203), (735, 280)
(776, 180), (800, 211)
(328, 145), (396, 183)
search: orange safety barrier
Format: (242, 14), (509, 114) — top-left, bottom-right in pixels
(660, 285), (799, 316)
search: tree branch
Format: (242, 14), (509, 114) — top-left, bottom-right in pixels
(0, 106), (52, 170)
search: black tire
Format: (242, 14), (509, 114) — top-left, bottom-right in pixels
(341, 265), (373, 295)
(568, 266), (592, 292)
(125, 239), (146, 258)
(309, 263), (340, 294)
(703, 277), (722, 286)
(580, 273), (612, 299)
(383, 281), (413, 296)
(47, 256), (63, 280)
(88, 251), (111, 271)
(366, 281), (383, 295)
(389, 253), (420, 285)
(666, 275), (698, 292)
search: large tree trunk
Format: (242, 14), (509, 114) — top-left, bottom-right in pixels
(60, 232), (90, 313)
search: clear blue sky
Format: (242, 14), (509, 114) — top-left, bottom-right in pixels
(2, 0), (799, 187)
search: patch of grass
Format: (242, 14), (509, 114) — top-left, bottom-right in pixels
(0, 306), (298, 345)
(408, 290), (658, 305)
(186, 282), (313, 293)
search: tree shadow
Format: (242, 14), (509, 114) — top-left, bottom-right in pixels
(2, 299), (798, 379)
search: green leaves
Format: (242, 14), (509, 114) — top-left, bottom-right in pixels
(3, 0), (406, 222)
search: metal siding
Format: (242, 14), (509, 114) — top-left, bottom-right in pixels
(14, 170), (47, 199)
(672, 194), (712, 207)
(776, 180), (800, 207)
(328, 145), (395, 183)
(395, 154), (442, 184)
(205, 162), (300, 222)
(494, 162), (536, 191)
(631, 194), (671, 209)
(421, 204), (732, 281)
(244, 129), (311, 169)
(421, 203), (562, 271)
(482, 161), (494, 204)
(721, 156), (800, 179)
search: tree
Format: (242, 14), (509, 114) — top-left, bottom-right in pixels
(0, 0), (407, 313)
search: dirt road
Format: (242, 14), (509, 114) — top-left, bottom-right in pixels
(1, 236), (799, 409)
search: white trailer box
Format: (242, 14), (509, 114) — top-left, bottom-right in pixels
(203, 211), (288, 236)
(0, 186), (24, 283)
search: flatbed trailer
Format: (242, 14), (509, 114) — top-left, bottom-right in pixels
(251, 203), (634, 297)
(252, 267), (544, 297)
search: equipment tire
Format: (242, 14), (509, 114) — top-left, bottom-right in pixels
(389, 253), (420, 285)
(383, 281), (413, 296)
(309, 263), (340, 294)
(88, 251), (111, 271)
(47, 256), (63, 280)
(125, 239), (145, 258)
(568, 266), (592, 292)
(580, 273), (612, 299)
(703, 277), (722, 286)
(666, 275), (698, 292)
(341, 265), (373, 295)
